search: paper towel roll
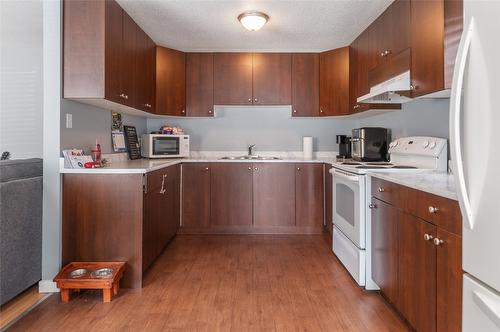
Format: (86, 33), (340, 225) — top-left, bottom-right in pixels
(303, 136), (313, 160)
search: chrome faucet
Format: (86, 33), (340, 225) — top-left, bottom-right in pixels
(248, 144), (256, 156)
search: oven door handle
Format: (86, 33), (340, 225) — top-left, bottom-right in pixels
(333, 170), (360, 183)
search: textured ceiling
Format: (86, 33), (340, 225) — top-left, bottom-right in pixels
(117, 0), (392, 52)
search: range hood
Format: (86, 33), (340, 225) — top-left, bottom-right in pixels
(357, 70), (413, 104)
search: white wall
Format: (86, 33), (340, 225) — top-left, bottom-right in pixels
(147, 107), (356, 152)
(0, 0), (43, 159)
(356, 98), (450, 140)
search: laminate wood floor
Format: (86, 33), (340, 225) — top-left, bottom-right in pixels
(9, 235), (409, 332)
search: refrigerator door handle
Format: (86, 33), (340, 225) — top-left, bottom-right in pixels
(450, 17), (475, 230)
(472, 290), (500, 329)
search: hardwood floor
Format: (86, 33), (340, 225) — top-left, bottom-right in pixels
(9, 235), (409, 331)
(0, 285), (48, 330)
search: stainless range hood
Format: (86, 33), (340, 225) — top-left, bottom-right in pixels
(357, 70), (413, 104)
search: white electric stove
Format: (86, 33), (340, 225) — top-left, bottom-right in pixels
(329, 136), (448, 288)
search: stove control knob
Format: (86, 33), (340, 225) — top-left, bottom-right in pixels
(429, 141), (437, 149)
(422, 141), (429, 148)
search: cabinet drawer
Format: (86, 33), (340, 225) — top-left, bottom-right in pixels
(407, 188), (461, 236)
(371, 177), (405, 208)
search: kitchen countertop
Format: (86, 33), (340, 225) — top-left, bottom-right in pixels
(60, 151), (338, 174)
(367, 171), (457, 201)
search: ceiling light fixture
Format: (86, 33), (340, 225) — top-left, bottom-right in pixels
(238, 11), (269, 31)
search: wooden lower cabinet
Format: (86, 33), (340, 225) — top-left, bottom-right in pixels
(181, 163), (211, 228)
(253, 163), (295, 227)
(371, 198), (399, 306)
(296, 163), (324, 229)
(398, 213), (437, 332)
(210, 163), (253, 227)
(143, 165), (180, 270)
(370, 178), (462, 331)
(62, 164), (180, 289)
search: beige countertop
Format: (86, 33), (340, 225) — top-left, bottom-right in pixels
(60, 151), (337, 174)
(367, 171), (457, 201)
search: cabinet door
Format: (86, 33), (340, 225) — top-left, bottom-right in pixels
(372, 8), (392, 67)
(319, 47), (350, 116)
(253, 163), (295, 227)
(436, 228), (462, 332)
(213, 53), (253, 105)
(410, 0), (444, 97)
(121, 11), (137, 107)
(186, 53), (214, 117)
(295, 163), (324, 228)
(182, 163), (211, 228)
(371, 198), (399, 306)
(163, 164), (180, 249)
(156, 46), (186, 116)
(388, 0), (410, 59)
(324, 164), (333, 233)
(210, 163), (253, 226)
(252, 53), (291, 105)
(291, 53), (319, 116)
(135, 29), (155, 113)
(104, 0), (123, 103)
(399, 213), (437, 332)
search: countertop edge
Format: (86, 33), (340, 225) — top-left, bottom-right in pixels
(367, 172), (458, 201)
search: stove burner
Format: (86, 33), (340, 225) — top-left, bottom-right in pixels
(365, 162), (393, 166)
(342, 162), (362, 165)
(356, 166), (387, 169)
(391, 165), (418, 169)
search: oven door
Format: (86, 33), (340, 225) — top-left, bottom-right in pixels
(152, 136), (180, 156)
(333, 168), (366, 249)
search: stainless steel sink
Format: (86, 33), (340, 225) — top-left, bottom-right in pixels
(219, 155), (281, 160)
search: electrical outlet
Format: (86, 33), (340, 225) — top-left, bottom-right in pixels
(66, 113), (72, 128)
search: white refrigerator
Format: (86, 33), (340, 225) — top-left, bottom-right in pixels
(450, 1), (500, 331)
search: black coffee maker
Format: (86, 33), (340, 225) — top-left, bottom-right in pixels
(336, 135), (351, 160)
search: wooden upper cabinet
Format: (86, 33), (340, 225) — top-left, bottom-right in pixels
(156, 46), (186, 116)
(291, 53), (319, 116)
(253, 163), (296, 227)
(214, 53), (253, 105)
(210, 163), (253, 226)
(135, 28), (155, 112)
(410, 0), (462, 97)
(64, 0), (157, 114)
(252, 53), (291, 105)
(181, 163), (211, 228)
(186, 53), (214, 117)
(104, 0), (123, 103)
(371, 198), (399, 306)
(319, 47), (350, 116)
(295, 163), (324, 229)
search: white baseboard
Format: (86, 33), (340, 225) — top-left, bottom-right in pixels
(38, 280), (59, 293)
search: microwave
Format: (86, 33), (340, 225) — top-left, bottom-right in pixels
(141, 134), (190, 158)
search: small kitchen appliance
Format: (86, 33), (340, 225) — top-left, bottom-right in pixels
(141, 134), (190, 158)
(351, 127), (389, 162)
(336, 135), (351, 160)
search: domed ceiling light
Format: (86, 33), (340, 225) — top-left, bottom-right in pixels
(238, 11), (269, 31)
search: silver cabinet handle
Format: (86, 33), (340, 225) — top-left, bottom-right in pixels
(410, 84), (418, 90)
(254, 98), (258, 102)
(378, 187), (385, 192)
(248, 98), (252, 102)
(369, 203), (377, 209)
(296, 167), (301, 171)
(159, 174), (167, 194)
(423, 233), (434, 241)
(208, 110), (213, 114)
(320, 109), (324, 114)
(205, 167), (209, 171)
(254, 167), (258, 171)
(248, 166), (252, 170)
(428, 206), (439, 214)
(144, 103), (152, 108)
(433, 238), (444, 246)
(353, 105), (360, 110)
(181, 109), (185, 114)
(293, 109), (297, 114)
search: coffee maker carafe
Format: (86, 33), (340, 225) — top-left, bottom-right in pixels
(336, 135), (351, 160)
